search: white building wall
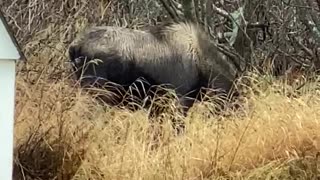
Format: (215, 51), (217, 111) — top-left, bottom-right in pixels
(0, 60), (16, 180)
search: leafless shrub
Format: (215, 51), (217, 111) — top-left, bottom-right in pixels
(3, 1), (320, 179)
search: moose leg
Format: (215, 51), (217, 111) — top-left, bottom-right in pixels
(178, 96), (196, 116)
(169, 96), (196, 135)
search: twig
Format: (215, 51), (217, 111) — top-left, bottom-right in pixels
(158, 0), (181, 22)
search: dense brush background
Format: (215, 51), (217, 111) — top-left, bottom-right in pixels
(2, 0), (320, 179)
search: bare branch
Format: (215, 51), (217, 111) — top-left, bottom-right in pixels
(289, 34), (314, 57)
(158, 0), (181, 22)
(211, 3), (231, 21)
(305, 0), (320, 40)
(182, 0), (196, 22)
(217, 43), (248, 72)
(193, 0), (201, 23)
(276, 49), (312, 68)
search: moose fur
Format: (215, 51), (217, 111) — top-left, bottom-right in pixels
(68, 22), (240, 115)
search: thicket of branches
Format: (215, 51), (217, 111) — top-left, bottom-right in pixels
(2, 0), (320, 80)
(2, 2), (320, 179)
(159, 0), (320, 77)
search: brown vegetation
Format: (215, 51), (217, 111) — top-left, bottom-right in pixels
(2, 0), (320, 179)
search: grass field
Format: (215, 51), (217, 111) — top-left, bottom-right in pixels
(2, 0), (320, 179)
(11, 41), (320, 180)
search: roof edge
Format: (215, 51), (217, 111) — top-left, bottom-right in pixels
(0, 9), (26, 61)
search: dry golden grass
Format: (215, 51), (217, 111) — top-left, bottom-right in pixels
(6, 2), (320, 178)
(12, 44), (320, 180)
(3, 0), (320, 179)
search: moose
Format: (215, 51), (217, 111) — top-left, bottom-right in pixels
(68, 21), (241, 119)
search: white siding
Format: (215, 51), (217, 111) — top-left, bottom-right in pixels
(0, 60), (16, 180)
(0, 18), (20, 60)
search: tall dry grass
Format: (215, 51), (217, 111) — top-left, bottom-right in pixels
(2, 0), (320, 179)
(12, 44), (320, 180)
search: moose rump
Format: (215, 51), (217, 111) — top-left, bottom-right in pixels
(68, 22), (238, 115)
